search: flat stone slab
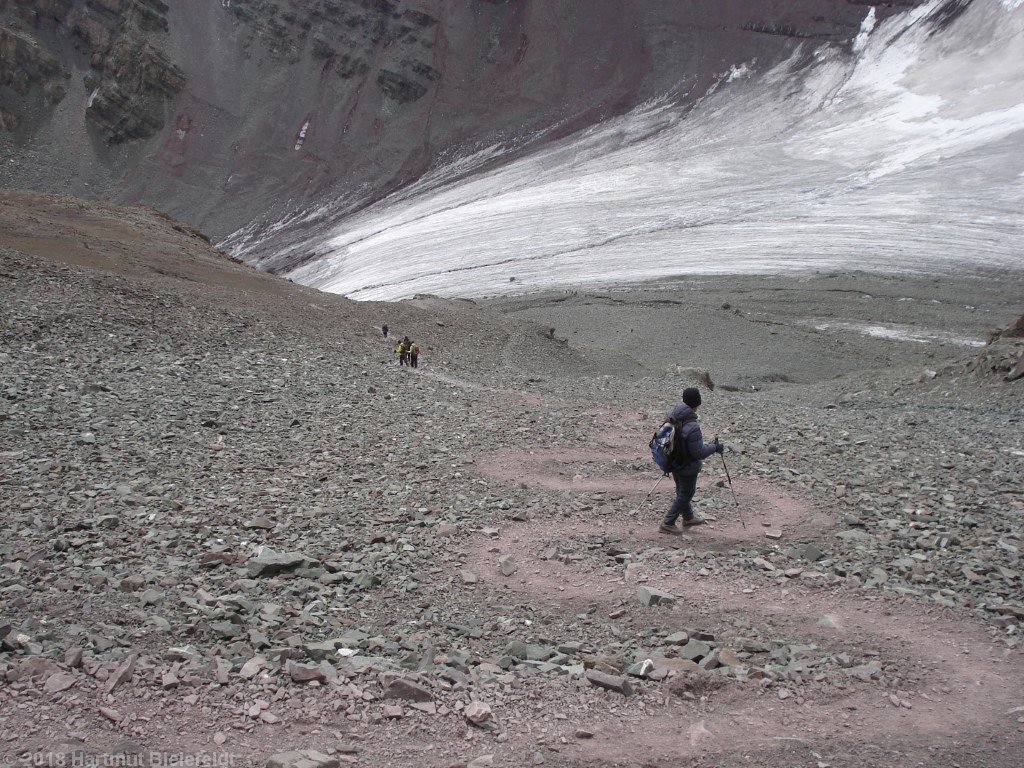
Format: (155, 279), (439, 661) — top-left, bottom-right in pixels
(382, 676), (434, 702)
(286, 661), (327, 683)
(678, 639), (712, 661)
(845, 662), (883, 681)
(637, 585), (677, 607)
(248, 548), (313, 577)
(649, 656), (701, 673)
(584, 669), (634, 697)
(43, 672), (78, 693)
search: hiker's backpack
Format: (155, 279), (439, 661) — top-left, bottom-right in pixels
(650, 419), (689, 474)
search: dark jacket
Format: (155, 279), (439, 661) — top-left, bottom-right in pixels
(665, 403), (716, 477)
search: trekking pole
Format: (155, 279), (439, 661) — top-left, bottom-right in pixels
(628, 473), (666, 517)
(716, 438), (744, 529)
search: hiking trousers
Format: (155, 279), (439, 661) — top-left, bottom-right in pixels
(664, 472), (698, 525)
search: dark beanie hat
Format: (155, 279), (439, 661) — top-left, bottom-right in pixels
(682, 387), (702, 408)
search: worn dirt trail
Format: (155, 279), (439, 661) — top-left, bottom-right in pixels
(467, 406), (1024, 766)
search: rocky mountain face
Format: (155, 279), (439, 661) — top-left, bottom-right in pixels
(0, 0), (182, 142)
(970, 314), (1024, 383)
(1, 0), (922, 261)
(0, 23), (65, 134)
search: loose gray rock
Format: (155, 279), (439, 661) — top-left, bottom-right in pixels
(240, 656), (268, 679)
(679, 639), (712, 661)
(65, 647), (83, 668)
(845, 662), (883, 681)
(464, 700), (493, 726)
(105, 654), (136, 693)
(800, 544), (826, 562)
(637, 586), (677, 607)
(265, 751), (340, 768)
(247, 548), (313, 577)
(584, 669), (634, 697)
(383, 676), (433, 702)
(43, 672), (77, 693)
(287, 661), (327, 684)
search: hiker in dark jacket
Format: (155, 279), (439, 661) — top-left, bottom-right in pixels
(659, 387), (724, 534)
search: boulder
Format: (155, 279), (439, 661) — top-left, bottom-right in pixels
(247, 548), (313, 577)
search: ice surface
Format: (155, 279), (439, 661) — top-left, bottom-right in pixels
(804, 321), (986, 347)
(853, 7), (877, 54)
(273, 0), (1024, 301)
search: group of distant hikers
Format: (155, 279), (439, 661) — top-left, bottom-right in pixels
(381, 324), (420, 368)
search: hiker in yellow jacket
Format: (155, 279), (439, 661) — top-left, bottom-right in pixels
(395, 340), (407, 366)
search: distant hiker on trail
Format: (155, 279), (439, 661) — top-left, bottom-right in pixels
(658, 387), (724, 534)
(395, 340), (407, 366)
(382, 324), (389, 339)
(409, 341), (420, 368)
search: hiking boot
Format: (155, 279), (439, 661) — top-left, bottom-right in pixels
(681, 516), (706, 527)
(658, 523), (683, 535)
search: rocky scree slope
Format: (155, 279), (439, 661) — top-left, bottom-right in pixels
(1, 194), (1022, 766)
(0, 0), (922, 260)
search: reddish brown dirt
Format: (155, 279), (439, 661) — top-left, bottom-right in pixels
(461, 415), (1024, 766)
(0, 190), (289, 296)
(462, 508), (1024, 764)
(474, 447), (829, 542)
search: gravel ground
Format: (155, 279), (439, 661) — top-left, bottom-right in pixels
(0, 193), (1022, 768)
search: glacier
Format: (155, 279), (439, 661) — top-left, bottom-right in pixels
(270, 0), (1024, 301)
